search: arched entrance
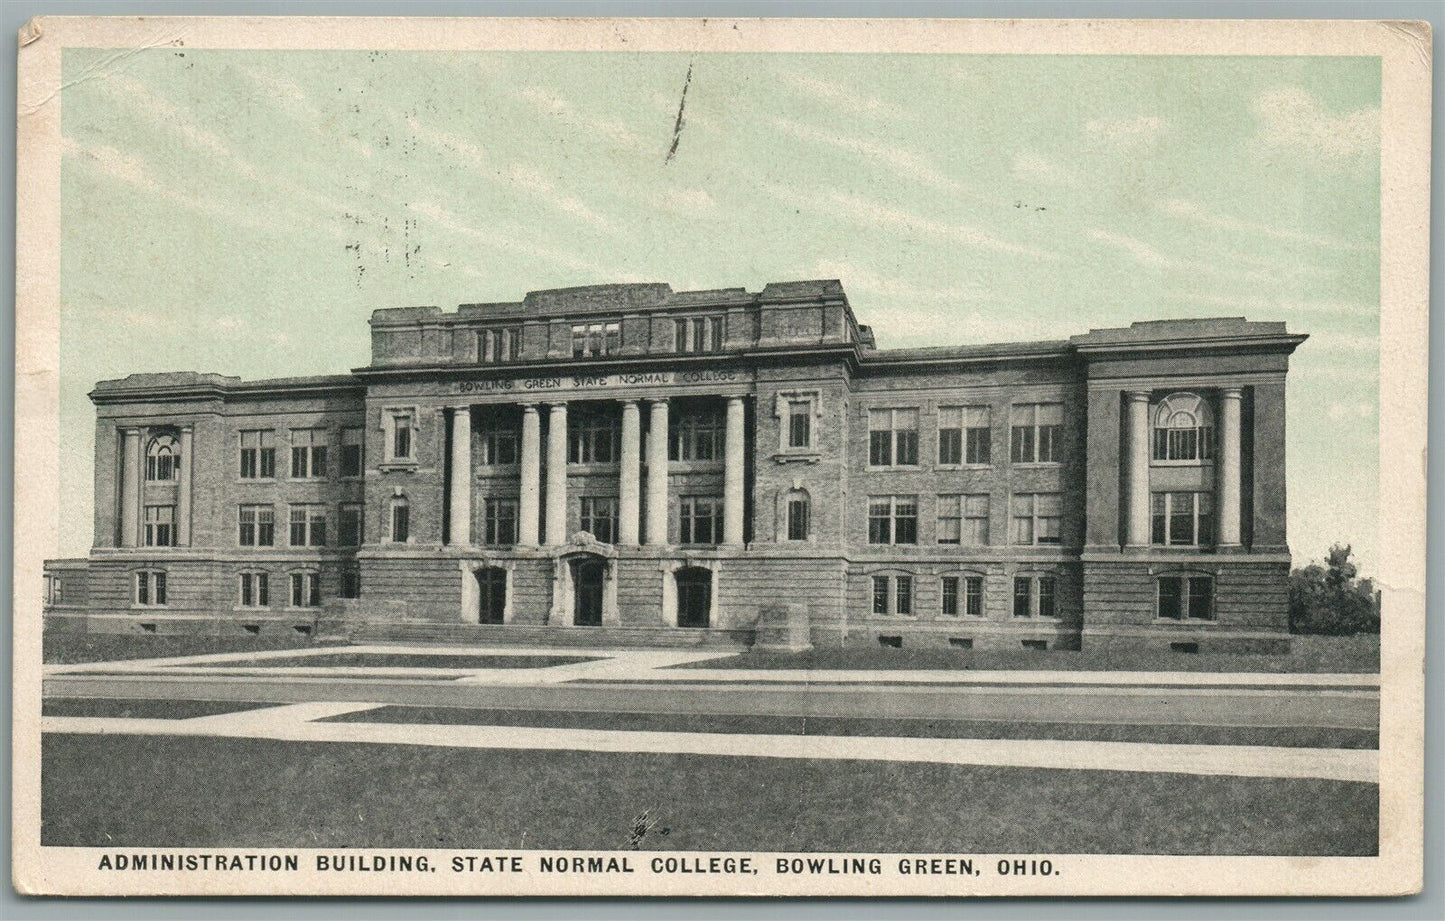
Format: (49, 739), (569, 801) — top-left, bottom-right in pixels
(676, 566), (712, 628)
(476, 567), (507, 624)
(572, 557), (606, 626)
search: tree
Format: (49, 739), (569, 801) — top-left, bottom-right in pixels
(1288, 543), (1379, 635)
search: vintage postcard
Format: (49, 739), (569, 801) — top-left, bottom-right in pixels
(12, 16), (1429, 897)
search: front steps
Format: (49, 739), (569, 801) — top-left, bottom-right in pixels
(346, 620), (754, 650)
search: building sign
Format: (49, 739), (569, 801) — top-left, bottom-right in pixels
(455, 369), (744, 394)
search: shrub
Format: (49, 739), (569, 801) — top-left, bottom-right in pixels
(1288, 544), (1379, 635)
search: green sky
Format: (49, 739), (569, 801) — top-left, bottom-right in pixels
(58, 49), (1381, 568)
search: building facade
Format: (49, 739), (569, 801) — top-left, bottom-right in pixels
(43, 280), (1306, 652)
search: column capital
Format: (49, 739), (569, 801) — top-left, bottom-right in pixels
(1219, 386), (1245, 400)
(547, 400), (569, 411)
(1124, 389), (1152, 403)
(645, 396), (670, 406)
(618, 397), (641, 407)
(520, 402), (541, 414)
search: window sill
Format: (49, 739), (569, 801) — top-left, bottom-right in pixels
(129, 605), (169, 611)
(1151, 460), (1213, 468)
(1152, 617), (1217, 624)
(379, 461), (418, 472)
(1010, 462), (1062, 470)
(771, 452), (822, 464)
(867, 465), (922, 472)
(935, 464), (994, 472)
(236, 478), (279, 484)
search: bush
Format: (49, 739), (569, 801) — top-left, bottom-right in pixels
(1289, 544), (1379, 636)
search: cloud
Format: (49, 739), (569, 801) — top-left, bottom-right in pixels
(505, 165), (616, 232)
(1250, 86), (1378, 166)
(812, 259), (989, 305)
(779, 71), (885, 115)
(518, 86), (651, 152)
(654, 187), (717, 215)
(1160, 197), (1376, 252)
(1087, 228), (1275, 284)
(1010, 151), (1080, 187)
(1084, 114), (1167, 148)
(1160, 291), (1376, 320)
(769, 117), (977, 198)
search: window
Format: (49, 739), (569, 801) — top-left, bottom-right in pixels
(239, 430), (276, 479)
(484, 497), (519, 545)
(143, 505), (175, 547)
(146, 434), (180, 481)
(941, 575), (985, 617)
(868, 495), (918, 545)
(478, 326), (521, 363)
(340, 566), (361, 599)
(680, 496), (723, 545)
(1010, 403), (1063, 463)
(238, 504), (275, 547)
(788, 400), (812, 449)
(572, 321), (621, 358)
(479, 420), (519, 466)
(1157, 575), (1215, 620)
(134, 570), (167, 606)
(387, 411), (415, 462)
(1153, 393), (1215, 463)
(937, 495), (988, 546)
(870, 574), (914, 616)
(869, 409), (919, 466)
(1010, 493), (1062, 545)
(786, 490), (810, 541)
(239, 572), (269, 608)
(674, 315), (724, 354)
(580, 496), (619, 543)
(1151, 492), (1214, 547)
(339, 427), (364, 477)
(390, 499), (410, 543)
(1013, 574), (1059, 617)
(938, 407), (990, 466)
(289, 571), (320, 608)
(338, 503), (363, 547)
(290, 428), (328, 479)
(288, 505), (327, 547)
(671, 409), (722, 461)
(569, 409), (620, 463)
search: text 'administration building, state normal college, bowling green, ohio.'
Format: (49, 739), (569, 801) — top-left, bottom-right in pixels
(43, 279), (1306, 653)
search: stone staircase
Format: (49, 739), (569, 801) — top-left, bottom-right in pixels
(346, 620), (754, 650)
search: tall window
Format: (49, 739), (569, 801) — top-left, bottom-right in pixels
(938, 407), (990, 466)
(937, 494), (989, 546)
(340, 566), (361, 599)
(1010, 403), (1063, 464)
(239, 572), (269, 608)
(788, 400), (812, 449)
(134, 570), (167, 606)
(786, 490), (810, 541)
(671, 410), (722, 461)
(572, 321), (621, 358)
(290, 428), (328, 479)
(680, 496), (723, 545)
(868, 409), (919, 467)
(338, 503), (363, 547)
(674, 315), (724, 353)
(1013, 574), (1059, 617)
(238, 504), (275, 547)
(941, 575), (984, 618)
(478, 326), (521, 363)
(1152, 492), (1214, 546)
(484, 498), (519, 545)
(387, 411), (415, 462)
(868, 496), (918, 545)
(289, 571), (320, 608)
(239, 430), (275, 479)
(390, 498), (410, 543)
(569, 409), (620, 463)
(146, 434), (180, 481)
(288, 505), (327, 547)
(871, 574), (913, 616)
(1011, 493), (1062, 545)
(339, 427), (364, 477)
(479, 420), (519, 465)
(1157, 575), (1215, 620)
(580, 496), (619, 543)
(143, 505), (175, 548)
(1153, 393), (1215, 462)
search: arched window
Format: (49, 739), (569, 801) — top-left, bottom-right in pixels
(785, 489), (810, 541)
(868, 570), (916, 617)
(146, 434), (179, 481)
(390, 497), (410, 543)
(940, 571), (986, 618)
(1152, 393), (1214, 462)
(1012, 572), (1059, 618)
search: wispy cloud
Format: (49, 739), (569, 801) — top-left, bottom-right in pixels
(1160, 197), (1376, 252)
(519, 85), (652, 152)
(1161, 291), (1376, 320)
(779, 70), (886, 115)
(769, 117), (977, 198)
(1084, 114), (1168, 149)
(812, 259), (989, 305)
(505, 165), (617, 232)
(1250, 86), (1378, 166)
(1010, 151), (1080, 187)
(1087, 228), (1275, 284)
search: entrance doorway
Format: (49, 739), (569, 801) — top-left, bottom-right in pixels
(676, 567), (712, 628)
(476, 567), (507, 624)
(573, 558), (605, 626)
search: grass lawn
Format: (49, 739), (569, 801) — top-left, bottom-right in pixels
(188, 653), (601, 669)
(685, 634), (1381, 674)
(324, 705), (1379, 749)
(43, 632), (341, 665)
(41, 734), (1377, 855)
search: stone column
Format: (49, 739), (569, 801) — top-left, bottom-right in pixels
(644, 399), (669, 546)
(518, 404), (541, 546)
(723, 396), (746, 545)
(618, 400), (642, 545)
(545, 402), (568, 546)
(1125, 391), (1151, 548)
(447, 407), (472, 546)
(177, 425), (193, 547)
(120, 428), (141, 547)
(1217, 387), (1244, 547)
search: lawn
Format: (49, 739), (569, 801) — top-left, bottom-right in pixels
(42, 632), (340, 665)
(41, 733), (1377, 855)
(684, 634), (1380, 674)
(188, 653), (601, 669)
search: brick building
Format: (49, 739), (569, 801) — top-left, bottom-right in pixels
(43, 280), (1306, 652)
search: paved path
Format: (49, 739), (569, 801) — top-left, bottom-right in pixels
(41, 701), (1377, 783)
